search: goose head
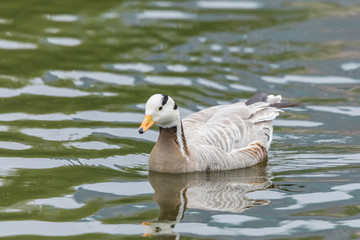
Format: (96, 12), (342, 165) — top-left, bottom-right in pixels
(138, 94), (180, 134)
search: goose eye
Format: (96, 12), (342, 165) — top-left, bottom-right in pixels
(158, 106), (163, 111)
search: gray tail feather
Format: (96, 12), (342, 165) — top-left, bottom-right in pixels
(271, 102), (302, 108)
(245, 92), (269, 106)
(246, 92), (302, 108)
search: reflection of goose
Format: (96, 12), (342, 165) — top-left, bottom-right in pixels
(142, 162), (270, 238)
(138, 93), (298, 173)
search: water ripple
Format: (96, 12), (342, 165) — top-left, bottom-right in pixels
(175, 220), (335, 237)
(64, 141), (121, 150)
(144, 76), (192, 86)
(211, 215), (260, 226)
(197, 1), (262, 9)
(78, 181), (153, 196)
(49, 70), (135, 86)
(230, 83), (257, 92)
(0, 39), (37, 50)
(0, 154), (147, 171)
(262, 75), (360, 84)
(137, 10), (195, 19)
(46, 37), (82, 47)
(197, 78), (226, 90)
(276, 191), (353, 210)
(307, 105), (360, 117)
(341, 62), (360, 71)
(28, 195), (84, 209)
(21, 127), (157, 142)
(112, 63), (154, 72)
(0, 19), (11, 24)
(0, 111), (145, 123)
(45, 14), (79, 22)
(274, 119), (323, 127)
(167, 64), (188, 72)
(271, 153), (360, 172)
(0, 85), (100, 98)
(0, 221), (142, 237)
(0, 141), (32, 150)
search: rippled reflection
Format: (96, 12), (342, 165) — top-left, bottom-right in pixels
(143, 162), (270, 238)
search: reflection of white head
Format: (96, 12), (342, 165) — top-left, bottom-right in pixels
(145, 94), (180, 128)
(141, 221), (179, 238)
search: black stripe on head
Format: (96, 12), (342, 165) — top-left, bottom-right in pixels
(174, 103), (178, 110)
(161, 94), (169, 106)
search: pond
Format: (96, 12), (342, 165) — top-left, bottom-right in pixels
(0, 0), (359, 239)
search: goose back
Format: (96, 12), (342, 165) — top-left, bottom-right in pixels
(182, 101), (282, 171)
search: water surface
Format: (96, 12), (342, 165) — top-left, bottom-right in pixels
(0, 0), (360, 239)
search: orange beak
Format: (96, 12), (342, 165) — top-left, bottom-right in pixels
(141, 221), (152, 226)
(138, 115), (156, 134)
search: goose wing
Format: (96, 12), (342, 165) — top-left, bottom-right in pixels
(183, 101), (282, 152)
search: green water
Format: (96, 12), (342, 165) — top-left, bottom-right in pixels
(0, 0), (359, 239)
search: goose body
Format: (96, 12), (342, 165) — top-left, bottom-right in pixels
(139, 93), (294, 173)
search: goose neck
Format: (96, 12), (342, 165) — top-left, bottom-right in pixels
(159, 121), (189, 158)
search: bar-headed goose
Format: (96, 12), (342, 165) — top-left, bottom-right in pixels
(139, 93), (298, 173)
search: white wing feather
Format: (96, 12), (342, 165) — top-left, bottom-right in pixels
(182, 101), (282, 171)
